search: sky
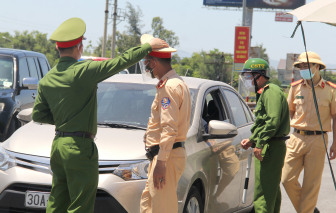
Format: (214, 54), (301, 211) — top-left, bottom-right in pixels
(0, 0), (334, 68)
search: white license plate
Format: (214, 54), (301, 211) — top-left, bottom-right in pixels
(25, 191), (50, 209)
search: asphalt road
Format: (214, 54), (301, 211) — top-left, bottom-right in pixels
(280, 132), (336, 213)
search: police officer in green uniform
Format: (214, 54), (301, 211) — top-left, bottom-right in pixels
(240, 58), (290, 213)
(32, 17), (168, 213)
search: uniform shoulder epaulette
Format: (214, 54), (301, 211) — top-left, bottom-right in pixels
(157, 78), (168, 89)
(326, 81), (336, 89)
(257, 84), (269, 94)
(291, 79), (303, 87)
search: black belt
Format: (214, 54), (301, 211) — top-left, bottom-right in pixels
(294, 128), (327, 136)
(145, 142), (185, 161)
(55, 131), (95, 140)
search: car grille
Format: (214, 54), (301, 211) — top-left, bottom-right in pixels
(5, 150), (143, 175)
(0, 183), (127, 213)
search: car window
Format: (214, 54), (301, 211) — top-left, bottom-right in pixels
(0, 55), (14, 89)
(223, 89), (248, 126)
(33, 58), (42, 79)
(241, 100), (253, 122)
(38, 58), (49, 76)
(27, 58), (39, 80)
(201, 89), (229, 131)
(19, 58), (30, 87)
(97, 82), (198, 129)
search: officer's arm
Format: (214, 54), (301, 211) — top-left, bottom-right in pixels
(255, 88), (283, 149)
(32, 86), (54, 125)
(157, 85), (181, 162)
(287, 86), (295, 119)
(83, 43), (152, 84)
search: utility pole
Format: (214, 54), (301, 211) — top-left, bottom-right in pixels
(111, 0), (118, 58)
(102, 0), (109, 57)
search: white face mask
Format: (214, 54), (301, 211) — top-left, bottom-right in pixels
(244, 79), (255, 92)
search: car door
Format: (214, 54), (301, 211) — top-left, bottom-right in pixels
(221, 88), (255, 210)
(198, 87), (242, 213)
(15, 58), (35, 110)
(38, 58), (50, 77)
(25, 57), (39, 107)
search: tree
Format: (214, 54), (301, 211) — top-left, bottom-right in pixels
(13, 31), (59, 67)
(151, 17), (179, 47)
(0, 32), (14, 48)
(0, 31), (59, 67)
(256, 43), (269, 64)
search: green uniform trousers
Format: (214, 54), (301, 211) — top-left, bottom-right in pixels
(254, 140), (286, 213)
(46, 136), (99, 213)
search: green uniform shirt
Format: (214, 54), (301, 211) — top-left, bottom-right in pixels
(249, 82), (290, 149)
(32, 43), (152, 135)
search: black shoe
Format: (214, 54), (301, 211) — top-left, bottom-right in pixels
(314, 207), (320, 213)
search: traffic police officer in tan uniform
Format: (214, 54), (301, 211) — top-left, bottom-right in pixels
(139, 34), (191, 213)
(32, 19), (168, 213)
(282, 51), (336, 213)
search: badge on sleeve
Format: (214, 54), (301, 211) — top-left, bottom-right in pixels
(161, 97), (170, 109)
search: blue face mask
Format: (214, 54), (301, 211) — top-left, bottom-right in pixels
(300, 69), (315, 80)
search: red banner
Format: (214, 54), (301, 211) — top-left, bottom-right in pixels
(234, 26), (250, 64)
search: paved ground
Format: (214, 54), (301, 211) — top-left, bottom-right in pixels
(280, 133), (336, 213)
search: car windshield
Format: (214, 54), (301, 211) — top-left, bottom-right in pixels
(97, 82), (198, 129)
(0, 56), (14, 89)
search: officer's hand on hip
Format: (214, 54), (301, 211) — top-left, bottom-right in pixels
(153, 160), (166, 190)
(329, 143), (336, 160)
(241, 139), (252, 150)
(254, 147), (263, 161)
(148, 38), (169, 49)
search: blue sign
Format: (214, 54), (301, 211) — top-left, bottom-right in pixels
(203, 0), (306, 9)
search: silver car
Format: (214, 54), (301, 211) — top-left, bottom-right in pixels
(0, 74), (255, 213)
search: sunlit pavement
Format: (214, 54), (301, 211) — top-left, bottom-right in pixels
(281, 132), (336, 213)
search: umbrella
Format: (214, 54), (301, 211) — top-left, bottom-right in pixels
(288, 0), (336, 25)
(287, 0), (336, 191)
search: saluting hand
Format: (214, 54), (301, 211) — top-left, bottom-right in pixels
(254, 147), (263, 161)
(148, 38), (169, 50)
(330, 143), (336, 160)
(153, 160), (166, 190)
(241, 139), (252, 150)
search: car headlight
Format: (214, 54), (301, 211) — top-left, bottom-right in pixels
(113, 160), (150, 181)
(0, 103), (4, 111)
(0, 145), (16, 171)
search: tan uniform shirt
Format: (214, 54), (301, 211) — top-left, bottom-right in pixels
(288, 78), (336, 131)
(145, 70), (191, 161)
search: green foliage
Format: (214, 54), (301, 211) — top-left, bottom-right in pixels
(271, 78), (282, 87)
(255, 43), (269, 64)
(151, 17), (179, 47)
(320, 70), (336, 83)
(0, 31), (59, 67)
(0, 32), (14, 48)
(172, 49), (234, 84)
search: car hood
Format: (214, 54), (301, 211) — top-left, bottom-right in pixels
(2, 122), (147, 160)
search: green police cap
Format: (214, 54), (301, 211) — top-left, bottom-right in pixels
(50, 17), (86, 48)
(240, 58), (270, 78)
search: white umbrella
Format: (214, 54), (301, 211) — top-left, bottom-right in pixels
(287, 0), (336, 191)
(288, 0), (336, 25)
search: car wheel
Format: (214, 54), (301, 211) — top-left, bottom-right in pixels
(183, 186), (204, 213)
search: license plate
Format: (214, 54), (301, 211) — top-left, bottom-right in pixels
(25, 191), (50, 209)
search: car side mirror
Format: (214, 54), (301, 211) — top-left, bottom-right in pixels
(202, 120), (238, 141)
(17, 108), (33, 124)
(23, 77), (39, 90)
